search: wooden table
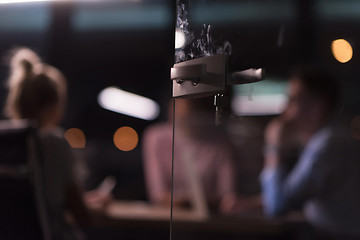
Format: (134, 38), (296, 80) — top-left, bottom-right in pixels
(86, 201), (308, 240)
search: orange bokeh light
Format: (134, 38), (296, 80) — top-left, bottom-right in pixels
(113, 126), (139, 151)
(64, 128), (86, 149)
(331, 39), (353, 63)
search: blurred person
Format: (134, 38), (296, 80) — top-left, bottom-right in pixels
(3, 48), (104, 240)
(261, 68), (360, 237)
(142, 98), (237, 213)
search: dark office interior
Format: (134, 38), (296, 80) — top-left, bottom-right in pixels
(1, 0), (360, 239)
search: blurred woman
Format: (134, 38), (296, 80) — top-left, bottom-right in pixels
(143, 98), (237, 214)
(4, 48), (89, 240)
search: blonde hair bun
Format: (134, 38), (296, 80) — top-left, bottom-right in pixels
(8, 48), (41, 87)
(4, 47), (67, 125)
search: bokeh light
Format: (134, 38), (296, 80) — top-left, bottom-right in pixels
(175, 28), (186, 49)
(64, 128), (86, 149)
(98, 87), (160, 121)
(113, 126), (139, 151)
(331, 39), (353, 63)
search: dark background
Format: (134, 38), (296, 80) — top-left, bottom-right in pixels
(1, 0), (360, 202)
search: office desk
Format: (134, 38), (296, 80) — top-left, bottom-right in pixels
(86, 201), (308, 240)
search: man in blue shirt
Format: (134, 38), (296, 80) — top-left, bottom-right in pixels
(261, 69), (360, 237)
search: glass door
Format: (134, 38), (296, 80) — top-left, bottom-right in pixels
(171, 0), (301, 239)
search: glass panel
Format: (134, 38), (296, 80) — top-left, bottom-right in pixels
(175, 0), (297, 73)
(172, 97), (231, 238)
(172, 0), (297, 234)
(172, 0), (360, 239)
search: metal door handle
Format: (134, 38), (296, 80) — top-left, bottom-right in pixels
(170, 64), (205, 82)
(228, 68), (265, 85)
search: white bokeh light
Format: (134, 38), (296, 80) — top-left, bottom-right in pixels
(175, 28), (186, 49)
(98, 87), (160, 121)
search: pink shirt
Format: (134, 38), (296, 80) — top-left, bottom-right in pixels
(142, 122), (235, 206)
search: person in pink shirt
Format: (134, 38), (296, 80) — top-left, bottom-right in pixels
(142, 98), (237, 213)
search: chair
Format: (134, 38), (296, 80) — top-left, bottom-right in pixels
(0, 120), (51, 240)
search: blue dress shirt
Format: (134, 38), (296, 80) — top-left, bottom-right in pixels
(261, 126), (360, 235)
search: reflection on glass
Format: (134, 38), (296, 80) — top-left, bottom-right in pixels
(175, 1), (232, 63)
(175, 28), (186, 49)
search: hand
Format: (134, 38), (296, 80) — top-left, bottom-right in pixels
(219, 194), (262, 214)
(83, 190), (113, 211)
(264, 117), (298, 167)
(219, 194), (237, 214)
